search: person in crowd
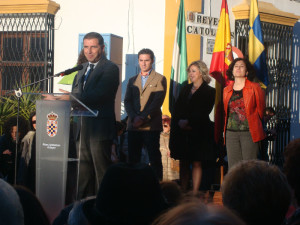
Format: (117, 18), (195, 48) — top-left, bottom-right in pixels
(283, 138), (300, 225)
(58, 48), (88, 85)
(52, 203), (76, 225)
(159, 181), (182, 208)
(259, 106), (276, 161)
(0, 178), (24, 225)
(14, 185), (50, 225)
(0, 116), (28, 184)
(169, 60), (215, 194)
(221, 160), (291, 225)
(69, 32), (119, 199)
(67, 198), (91, 225)
(151, 201), (246, 225)
(17, 112), (36, 193)
(124, 48), (167, 180)
(223, 57), (266, 169)
(160, 115), (179, 181)
(81, 162), (169, 225)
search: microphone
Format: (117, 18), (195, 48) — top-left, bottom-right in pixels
(57, 65), (84, 76)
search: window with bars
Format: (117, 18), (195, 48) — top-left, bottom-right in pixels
(0, 13), (54, 95)
(235, 19), (294, 167)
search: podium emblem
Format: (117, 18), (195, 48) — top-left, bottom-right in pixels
(47, 112), (58, 137)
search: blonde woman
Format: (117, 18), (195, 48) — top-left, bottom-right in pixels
(169, 60), (215, 194)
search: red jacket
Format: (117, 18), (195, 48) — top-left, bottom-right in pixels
(223, 79), (266, 143)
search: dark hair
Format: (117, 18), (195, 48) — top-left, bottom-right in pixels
(83, 32), (104, 46)
(138, 48), (154, 61)
(29, 111), (36, 131)
(226, 58), (256, 81)
(3, 116), (29, 141)
(82, 163), (168, 225)
(222, 160), (291, 225)
(265, 107), (275, 115)
(116, 121), (126, 133)
(284, 138), (300, 206)
(14, 185), (50, 225)
(152, 201), (246, 225)
(160, 181), (182, 207)
(77, 49), (88, 65)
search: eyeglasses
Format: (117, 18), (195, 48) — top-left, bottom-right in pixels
(32, 120), (36, 124)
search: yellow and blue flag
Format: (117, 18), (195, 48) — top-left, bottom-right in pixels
(248, 0), (269, 88)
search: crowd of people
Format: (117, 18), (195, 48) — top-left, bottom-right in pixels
(1, 32), (300, 225)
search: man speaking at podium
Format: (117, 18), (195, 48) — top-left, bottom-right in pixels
(71, 32), (119, 199)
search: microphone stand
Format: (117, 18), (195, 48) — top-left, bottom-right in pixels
(6, 69), (73, 96)
(7, 68), (79, 185)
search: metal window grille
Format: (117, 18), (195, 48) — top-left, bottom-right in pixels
(235, 19), (293, 167)
(0, 13), (54, 95)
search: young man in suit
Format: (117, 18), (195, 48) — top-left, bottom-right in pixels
(124, 48), (167, 180)
(71, 32), (119, 199)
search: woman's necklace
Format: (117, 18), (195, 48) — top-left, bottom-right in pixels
(191, 86), (198, 91)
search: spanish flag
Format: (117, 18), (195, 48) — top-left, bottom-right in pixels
(209, 0), (233, 144)
(249, 0), (269, 88)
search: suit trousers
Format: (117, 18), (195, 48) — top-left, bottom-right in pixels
(128, 130), (163, 180)
(77, 119), (112, 199)
(226, 130), (259, 170)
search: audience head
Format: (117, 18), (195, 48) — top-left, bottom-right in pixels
(3, 116), (28, 142)
(284, 138), (300, 207)
(0, 179), (24, 225)
(68, 199), (91, 225)
(14, 185), (50, 225)
(116, 120), (127, 136)
(162, 115), (171, 134)
(160, 181), (182, 207)
(82, 162), (169, 225)
(264, 107), (276, 123)
(221, 160), (291, 225)
(152, 201), (246, 225)
(29, 111), (36, 131)
(77, 49), (88, 65)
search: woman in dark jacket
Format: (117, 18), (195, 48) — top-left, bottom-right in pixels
(169, 60), (215, 194)
(0, 116), (28, 184)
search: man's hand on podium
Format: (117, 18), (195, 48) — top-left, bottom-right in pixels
(42, 89), (70, 101)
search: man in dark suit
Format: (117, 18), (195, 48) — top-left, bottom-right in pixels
(124, 48), (167, 180)
(71, 32), (119, 199)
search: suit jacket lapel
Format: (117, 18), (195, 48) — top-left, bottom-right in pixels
(133, 74), (143, 95)
(84, 56), (108, 88)
(76, 62), (89, 92)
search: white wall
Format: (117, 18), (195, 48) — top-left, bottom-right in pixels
(53, 0), (300, 93)
(53, 0), (166, 92)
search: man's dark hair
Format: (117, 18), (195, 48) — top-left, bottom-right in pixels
(226, 57), (256, 81)
(138, 48), (154, 61)
(222, 160), (291, 225)
(83, 32), (104, 46)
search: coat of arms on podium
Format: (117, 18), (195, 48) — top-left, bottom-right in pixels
(47, 112), (58, 137)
